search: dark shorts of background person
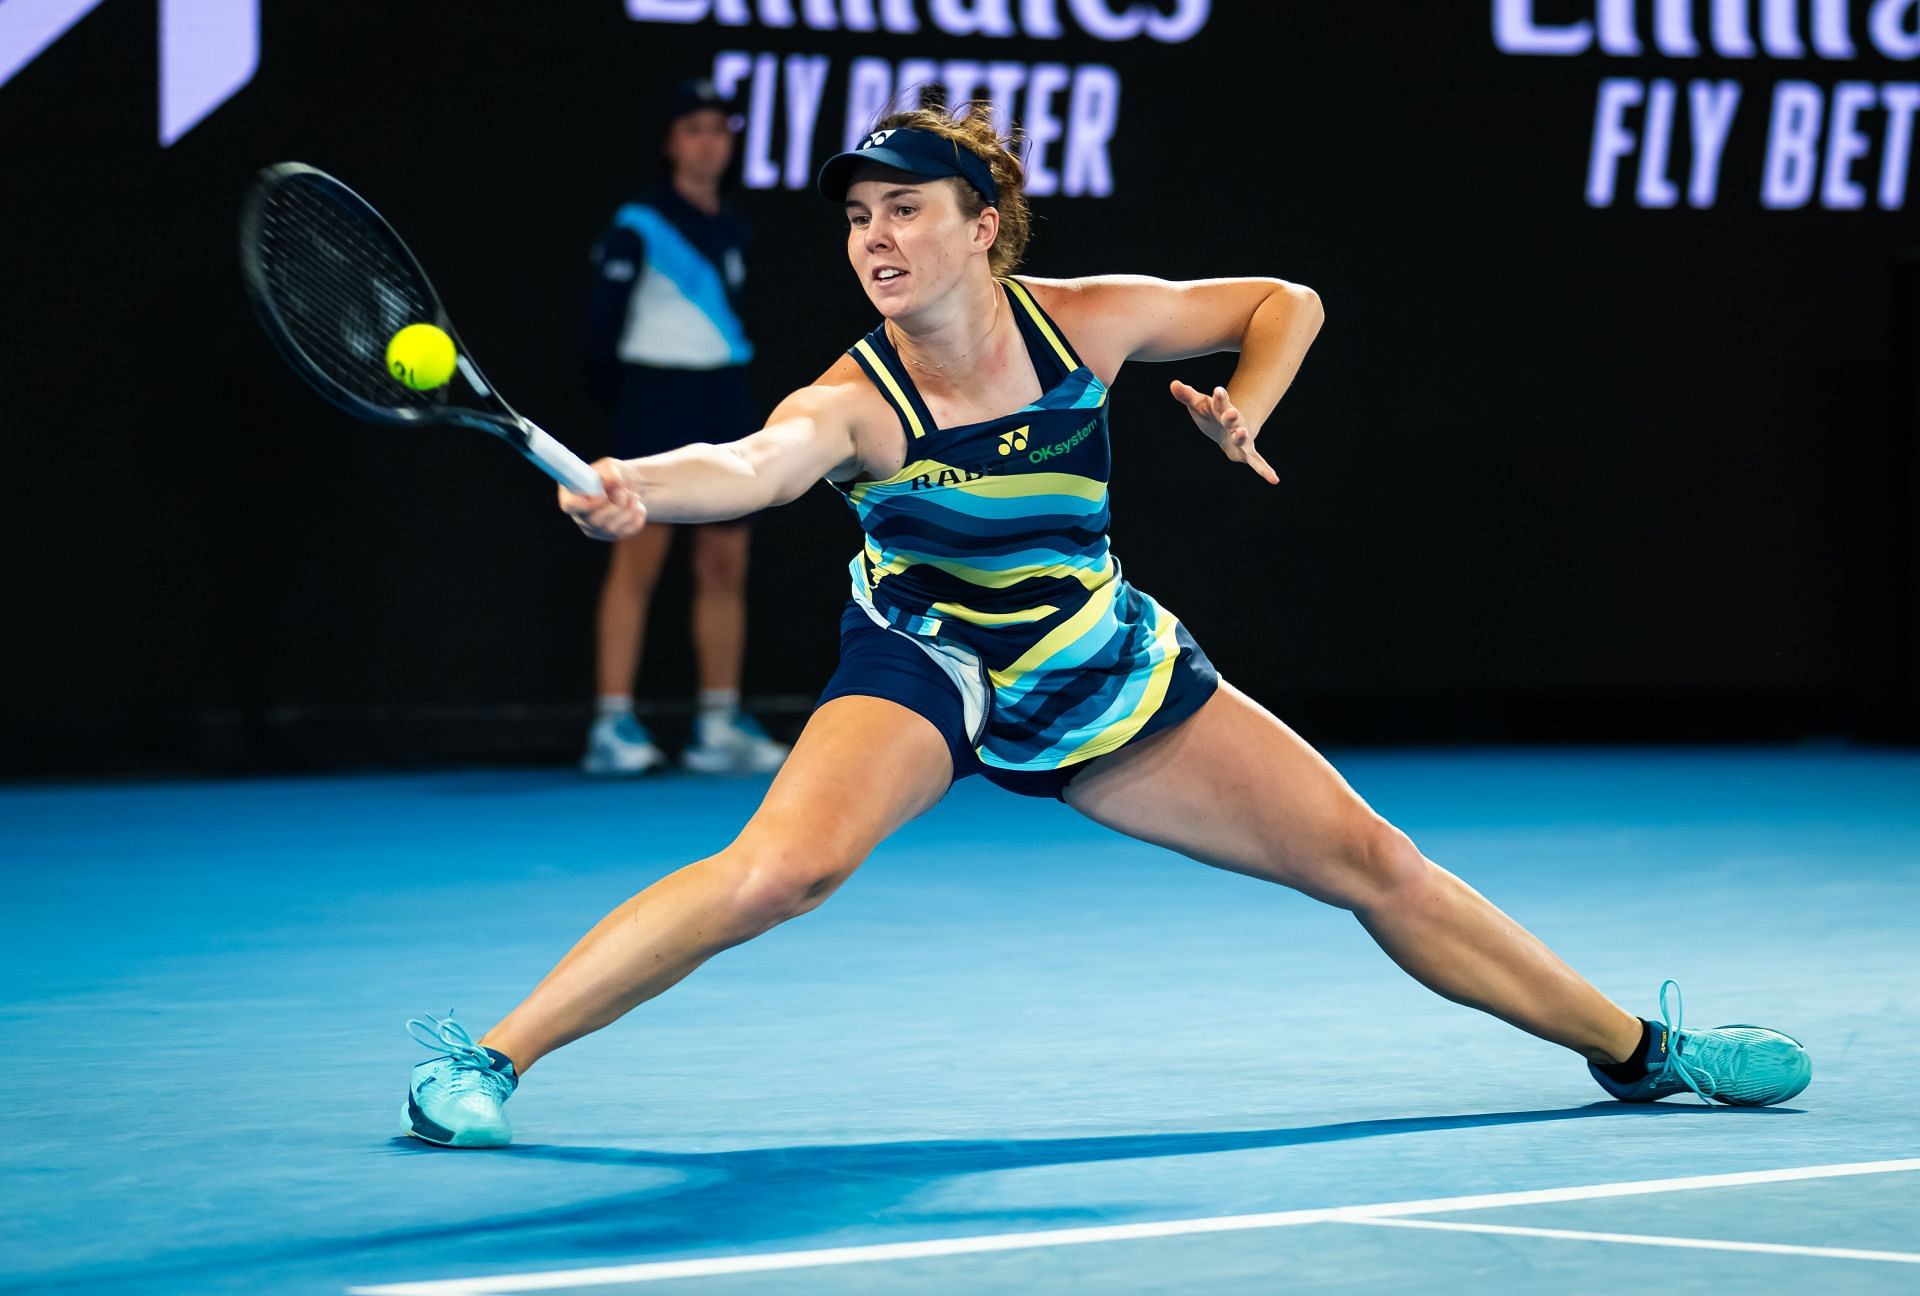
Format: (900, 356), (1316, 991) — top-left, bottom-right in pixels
(611, 363), (757, 463)
(815, 601), (1221, 801)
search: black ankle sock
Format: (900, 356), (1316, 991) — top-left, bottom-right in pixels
(1594, 1019), (1655, 1082)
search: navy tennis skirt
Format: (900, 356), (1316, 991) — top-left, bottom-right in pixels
(815, 602), (1218, 800)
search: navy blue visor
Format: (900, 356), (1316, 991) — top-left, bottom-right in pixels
(817, 127), (1000, 206)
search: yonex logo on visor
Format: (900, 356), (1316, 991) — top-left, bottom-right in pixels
(818, 127), (1000, 206)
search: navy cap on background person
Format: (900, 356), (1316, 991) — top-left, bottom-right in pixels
(664, 78), (731, 124)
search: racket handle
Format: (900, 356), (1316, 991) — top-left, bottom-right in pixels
(518, 420), (606, 496)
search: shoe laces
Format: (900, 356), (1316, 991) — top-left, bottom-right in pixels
(1649, 979), (1721, 1105)
(407, 1012), (512, 1100)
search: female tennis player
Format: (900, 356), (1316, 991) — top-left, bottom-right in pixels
(402, 108), (1810, 1146)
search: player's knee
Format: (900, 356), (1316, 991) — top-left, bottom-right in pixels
(722, 840), (860, 933)
(1338, 815), (1431, 912)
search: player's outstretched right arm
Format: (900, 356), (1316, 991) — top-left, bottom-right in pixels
(558, 381), (863, 540)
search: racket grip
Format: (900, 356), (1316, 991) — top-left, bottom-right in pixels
(518, 420), (606, 496)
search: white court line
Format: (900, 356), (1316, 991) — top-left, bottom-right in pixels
(348, 1157), (1920, 1295)
(1348, 1216), (1920, 1265)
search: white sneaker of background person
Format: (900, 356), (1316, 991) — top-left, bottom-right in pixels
(683, 689), (788, 773)
(581, 698), (667, 776)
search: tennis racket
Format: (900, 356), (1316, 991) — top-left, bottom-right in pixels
(239, 162), (603, 495)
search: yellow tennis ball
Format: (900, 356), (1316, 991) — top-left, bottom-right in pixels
(386, 323), (457, 391)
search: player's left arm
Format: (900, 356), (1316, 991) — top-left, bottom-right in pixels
(1023, 275), (1324, 486)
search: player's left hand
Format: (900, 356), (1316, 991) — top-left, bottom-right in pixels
(1170, 380), (1277, 486)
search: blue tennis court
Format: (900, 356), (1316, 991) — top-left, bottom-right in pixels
(4, 746), (1916, 1294)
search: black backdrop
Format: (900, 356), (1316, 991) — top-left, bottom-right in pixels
(5, 2), (1916, 774)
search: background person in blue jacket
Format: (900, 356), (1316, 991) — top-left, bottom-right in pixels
(580, 79), (788, 776)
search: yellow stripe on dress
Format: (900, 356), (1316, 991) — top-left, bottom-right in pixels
(854, 338), (926, 440)
(1003, 279), (1080, 373)
(853, 463), (1106, 504)
(1050, 604), (1182, 766)
(955, 471), (1105, 503)
(917, 551), (1114, 593)
(862, 536), (916, 586)
(929, 600), (1060, 627)
(989, 576), (1122, 687)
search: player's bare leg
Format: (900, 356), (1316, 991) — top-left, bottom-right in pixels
(406, 697), (951, 1146)
(1066, 681), (1643, 1064)
(493, 696), (950, 1070)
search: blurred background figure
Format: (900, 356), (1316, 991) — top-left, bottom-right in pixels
(580, 78), (788, 776)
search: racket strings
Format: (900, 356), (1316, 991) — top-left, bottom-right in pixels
(264, 186), (423, 394)
(255, 177), (442, 411)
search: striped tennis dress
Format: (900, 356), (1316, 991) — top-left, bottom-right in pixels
(832, 278), (1217, 778)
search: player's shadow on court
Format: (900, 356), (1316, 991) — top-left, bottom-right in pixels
(62, 1105), (1795, 1294)
(381, 1102), (1796, 1256)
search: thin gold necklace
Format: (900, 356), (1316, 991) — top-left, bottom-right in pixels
(898, 297), (1003, 373)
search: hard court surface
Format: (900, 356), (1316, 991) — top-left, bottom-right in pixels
(3, 747), (1916, 1293)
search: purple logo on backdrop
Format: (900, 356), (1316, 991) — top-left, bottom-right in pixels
(1492, 0), (1919, 211)
(622, 3), (1219, 196)
(0, 0), (258, 145)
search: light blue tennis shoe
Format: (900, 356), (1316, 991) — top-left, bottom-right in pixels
(582, 714), (667, 776)
(1590, 980), (1811, 1106)
(400, 1013), (518, 1147)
